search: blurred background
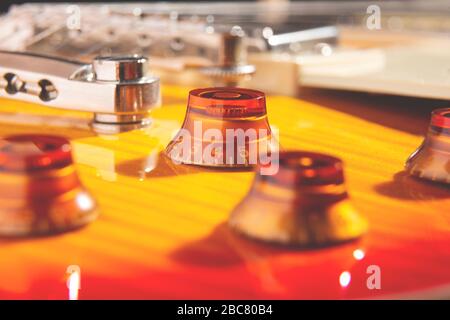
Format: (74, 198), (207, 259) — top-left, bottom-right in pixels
(0, 0), (364, 14)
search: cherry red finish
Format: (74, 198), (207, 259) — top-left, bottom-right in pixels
(0, 134), (72, 172)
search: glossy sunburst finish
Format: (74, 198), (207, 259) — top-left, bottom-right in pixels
(0, 85), (449, 299)
(406, 108), (450, 184)
(0, 134), (98, 237)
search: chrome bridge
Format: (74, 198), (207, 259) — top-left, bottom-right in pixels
(0, 51), (160, 133)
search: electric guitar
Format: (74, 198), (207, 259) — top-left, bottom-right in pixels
(0, 2), (449, 300)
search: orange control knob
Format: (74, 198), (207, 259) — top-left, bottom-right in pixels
(0, 135), (98, 236)
(406, 108), (450, 184)
(229, 151), (368, 247)
(165, 87), (276, 168)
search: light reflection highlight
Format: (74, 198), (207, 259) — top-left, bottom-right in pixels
(353, 249), (365, 261)
(76, 192), (94, 211)
(339, 271), (351, 288)
(66, 265), (81, 300)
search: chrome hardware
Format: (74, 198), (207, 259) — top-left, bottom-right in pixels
(265, 26), (338, 52)
(0, 4), (337, 82)
(201, 28), (256, 86)
(0, 4), (345, 94)
(21, 79), (58, 101)
(0, 51), (160, 131)
(93, 55), (148, 81)
(3, 73), (24, 94)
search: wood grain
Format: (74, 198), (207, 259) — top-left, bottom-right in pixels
(0, 85), (449, 299)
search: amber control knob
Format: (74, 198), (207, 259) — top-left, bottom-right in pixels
(229, 151), (368, 247)
(0, 135), (98, 237)
(165, 87), (276, 168)
(406, 108), (450, 184)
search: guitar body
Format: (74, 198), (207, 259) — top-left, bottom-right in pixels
(0, 85), (449, 299)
